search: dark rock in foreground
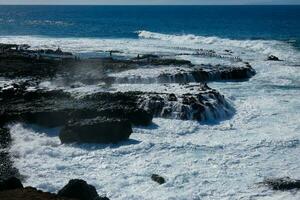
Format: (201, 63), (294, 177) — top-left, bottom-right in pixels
(0, 177), (23, 191)
(264, 177), (300, 190)
(0, 178), (109, 200)
(59, 117), (132, 144)
(0, 187), (76, 200)
(58, 179), (107, 200)
(151, 174), (166, 185)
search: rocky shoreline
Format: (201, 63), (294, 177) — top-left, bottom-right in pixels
(1, 43), (296, 199)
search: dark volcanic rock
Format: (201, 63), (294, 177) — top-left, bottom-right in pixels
(0, 177), (23, 191)
(0, 127), (21, 181)
(114, 63), (256, 85)
(0, 127), (11, 149)
(0, 85), (153, 128)
(0, 152), (20, 182)
(134, 54), (192, 66)
(59, 117), (132, 144)
(139, 88), (234, 121)
(151, 174), (166, 185)
(57, 179), (104, 200)
(264, 177), (300, 190)
(267, 55), (281, 61)
(0, 187), (76, 200)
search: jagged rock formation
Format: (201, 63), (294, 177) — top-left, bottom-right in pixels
(111, 63), (255, 84)
(138, 86), (234, 121)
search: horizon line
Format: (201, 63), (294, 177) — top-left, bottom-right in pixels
(0, 4), (300, 5)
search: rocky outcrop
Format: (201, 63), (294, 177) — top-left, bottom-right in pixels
(0, 177), (23, 191)
(0, 178), (109, 200)
(139, 88), (234, 121)
(59, 117), (132, 144)
(0, 127), (21, 181)
(0, 187), (76, 200)
(264, 177), (300, 190)
(112, 63), (256, 84)
(151, 174), (166, 185)
(0, 127), (11, 149)
(267, 55), (281, 61)
(58, 179), (107, 200)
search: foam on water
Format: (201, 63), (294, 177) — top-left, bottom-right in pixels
(3, 32), (300, 199)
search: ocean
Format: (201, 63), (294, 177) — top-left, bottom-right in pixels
(1, 5), (300, 200)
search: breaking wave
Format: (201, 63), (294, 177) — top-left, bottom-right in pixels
(137, 30), (300, 62)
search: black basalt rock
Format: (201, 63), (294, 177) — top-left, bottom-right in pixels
(0, 177), (23, 191)
(151, 174), (166, 185)
(267, 55), (281, 61)
(58, 179), (103, 200)
(59, 117), (132, 144)
(264, 177), (300, 190)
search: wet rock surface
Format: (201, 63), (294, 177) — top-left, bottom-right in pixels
(264, 177), (300, 190)
(151, 174), (166, 185)
(139, 85), (234, 121)
(0, 187), (76, 200)
(0, 177), (109, 200)
(267, 55), (281, 61)
(57, 179), (102, 200)
(0, 127), (21, 181)
(111, 63), (255, 84)
(60, 117), (132, 144)
(0, 177), (23, 191)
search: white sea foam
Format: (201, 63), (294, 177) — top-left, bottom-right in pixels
(3, 32), (300, 199)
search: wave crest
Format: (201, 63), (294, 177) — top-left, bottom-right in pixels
(137, 30), (300, 61)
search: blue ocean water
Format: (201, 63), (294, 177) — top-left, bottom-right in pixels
(0, 5), (300, 46)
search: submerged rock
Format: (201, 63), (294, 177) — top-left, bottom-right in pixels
(267, 55), (281, 61)
(151, 174), (166, 185)
(264, 177), (300, 190)
(59, 117), (132, 144)
(0, 177), (23, 191)
(57, 179), (105, 200)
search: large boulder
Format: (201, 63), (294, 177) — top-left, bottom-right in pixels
(0, 177), (23, 191)
(57, 179), (108, 200)
(151, 174), (166, 185)
(264, 177), (300, 190)
(59, 117), (132, 144)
